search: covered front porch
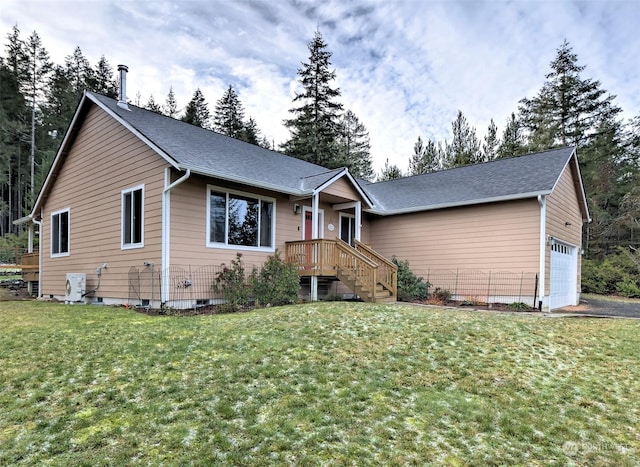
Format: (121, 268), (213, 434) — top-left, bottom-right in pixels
(285, 238), (397, 303)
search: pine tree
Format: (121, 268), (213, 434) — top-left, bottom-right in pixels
(408, 136), (442, 175)
(482, 119), (499, 161)
(213, 85), (245, 139)
(181, 88), (209, 128)
(145, 94), (162, 113)
(22, 31), (52, 202)
(497, 113), (526, 158)
(446, 110), (481, 167)
(240, 117), (261, 145)
(64, 46), (91, 98)
(337, 110), (374, 180)
(282, 30), (343, 168)
(89, 55), (117, 98)
(519, 40), (621, 150)
(378, 158), (403, 181)
(164, 86), (178, 118)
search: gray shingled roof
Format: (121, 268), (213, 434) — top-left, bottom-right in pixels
(87, 93), (581, 217)
(363, 147), (577, 214)
(89, 92), (342, 195)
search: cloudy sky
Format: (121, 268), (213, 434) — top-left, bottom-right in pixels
(2, 0), (638, 172)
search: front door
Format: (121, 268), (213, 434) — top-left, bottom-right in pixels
(302, 207), (324, 240)
(340, 213), (356, 245)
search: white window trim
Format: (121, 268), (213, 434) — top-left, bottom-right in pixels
(301, 206), (325, 240)
(121, 184), (145, 250)
(206, 184), (276, 252)
(51, 207), (70, 258)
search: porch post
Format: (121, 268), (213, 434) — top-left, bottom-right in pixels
(311, 193), (319, 301)
(354, 201), (361, 242)
(27, 223), (34, 253)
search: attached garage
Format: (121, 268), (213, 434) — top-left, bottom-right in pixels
(549, 241), (578, 310)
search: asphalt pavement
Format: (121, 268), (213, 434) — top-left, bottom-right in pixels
(555, 295), (640, 319)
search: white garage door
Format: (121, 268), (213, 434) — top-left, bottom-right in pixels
(549, 242), (577, 310)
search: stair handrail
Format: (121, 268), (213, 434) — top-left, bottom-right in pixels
(335, 239), (378, 299)
(354, 240), (397, 298)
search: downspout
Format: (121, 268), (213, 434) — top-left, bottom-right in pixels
(538, 195), (546, 311)
(161, 168), (191, 304)
(311, 192), (319, 301)
(35, 210), (42, 297)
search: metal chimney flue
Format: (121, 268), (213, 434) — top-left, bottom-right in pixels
(117, 64), (129, 110)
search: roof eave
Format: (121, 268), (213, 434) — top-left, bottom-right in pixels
(365, 191), (551, 216)
(183, 164), (312, 197)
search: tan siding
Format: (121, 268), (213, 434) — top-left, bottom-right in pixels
(169, 177), (308, 268)
(368, 200), (541, 275)
(322, 177), (360, 201)
(40, 104), (167, 300)
(545, 164), (584, 292)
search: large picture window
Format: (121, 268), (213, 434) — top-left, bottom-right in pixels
(207, 186), (275, 250)
(51, 208), (70, 257)
(122, 185), (144, 249)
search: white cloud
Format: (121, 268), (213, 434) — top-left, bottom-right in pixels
(2, 0), (638, 174)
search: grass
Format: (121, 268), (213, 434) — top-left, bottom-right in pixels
(1, 301), (638, 465)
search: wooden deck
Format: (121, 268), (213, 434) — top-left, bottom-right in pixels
(20, 252), (39, 282)
(285, 239), (397, 303)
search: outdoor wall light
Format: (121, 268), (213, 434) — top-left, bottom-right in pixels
(293, 204), (301, 215)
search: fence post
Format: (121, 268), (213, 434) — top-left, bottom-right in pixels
(518, 272), (524, 303)
(486, 271), (491, 304)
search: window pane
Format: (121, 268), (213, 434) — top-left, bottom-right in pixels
(123, 192), (132, 244)
(59, 212), (69, 253)
(210, 191), (226, 243)
(340, 216), (351, 244)
(52, 214), (60, 254)
(228, 194), (258, 246)
(260, 200), (273, 247)
(133, 189), (142, 243)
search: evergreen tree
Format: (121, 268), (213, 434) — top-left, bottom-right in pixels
(519, 40), (621, 150)
(337, 110), (374, 180)
(64, 46), (91, 98)
(240, 117), (261, 145)
(378, 158), (403, 181)
(497, 113), (526, 158)
(145, 94), (162, 113)
(408, 136), (442, 175)
(282, 30), (343, 168)
(89, 55), (117, 98)
(22, 31), (52, 202)
(213, 85), (245, 139)
(181, 88), (209, 128)
(446, 110), (481, 167)
(164, 86), (178, 118)
(482, 119), (499, 161)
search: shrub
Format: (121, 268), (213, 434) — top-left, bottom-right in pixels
(392, 256), (430, 301)
(429, 287), (451, 305)
(582, 247), (640, 297)
(212, 253), (249, 312)
(250, 250), (300, 307)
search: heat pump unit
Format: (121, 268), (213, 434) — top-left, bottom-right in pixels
(65, 273), (86, 302)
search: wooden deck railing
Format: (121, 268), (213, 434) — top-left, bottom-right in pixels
(354, 240), (397, 298)
(285, 239), (396, 302)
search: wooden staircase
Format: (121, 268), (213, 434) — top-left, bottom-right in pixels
(285, 238), (397, 303)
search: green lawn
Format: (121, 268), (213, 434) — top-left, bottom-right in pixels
(1, 301), (638, 465)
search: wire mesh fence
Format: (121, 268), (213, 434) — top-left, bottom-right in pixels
(127, 262), (257, 311)
(416, 269), (539, 307)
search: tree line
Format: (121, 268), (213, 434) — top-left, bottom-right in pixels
(1, 26), (639, 263)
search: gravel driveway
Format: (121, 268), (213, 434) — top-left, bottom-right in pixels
(555, 295), (640, 319)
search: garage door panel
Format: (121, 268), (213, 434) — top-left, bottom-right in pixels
(550, 242), (577, 310)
